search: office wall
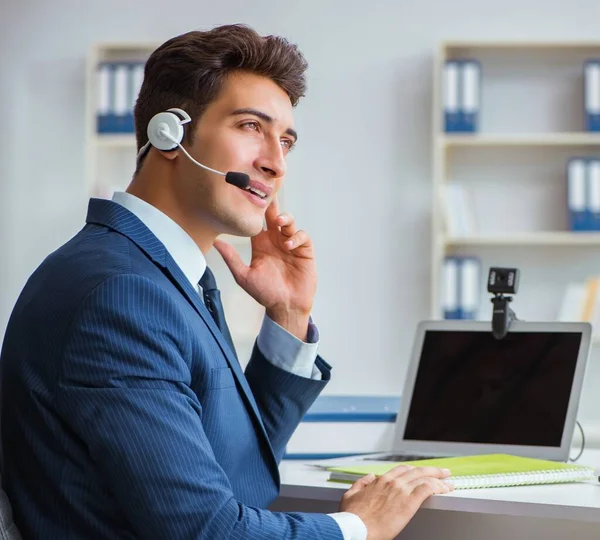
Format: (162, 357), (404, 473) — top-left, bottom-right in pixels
(1, 0), (600, 428)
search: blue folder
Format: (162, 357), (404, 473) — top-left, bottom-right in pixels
(302, 396), (400, 423)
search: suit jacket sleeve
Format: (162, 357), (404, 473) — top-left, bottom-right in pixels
(55, 274), (342, 540)
(245, 344), (331, 463)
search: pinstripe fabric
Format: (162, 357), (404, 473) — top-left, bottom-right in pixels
(0, 198), (343, 540)
(0, 476), (20, 539)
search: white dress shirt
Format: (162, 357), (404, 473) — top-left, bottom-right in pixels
(111, 191), (367, 540)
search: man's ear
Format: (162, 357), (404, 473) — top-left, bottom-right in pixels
(157, 148), (179, 161)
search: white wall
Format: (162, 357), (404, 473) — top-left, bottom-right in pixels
(2, 0), (600, 429)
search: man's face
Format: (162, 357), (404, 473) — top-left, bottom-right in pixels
(174, 71), (297, 238)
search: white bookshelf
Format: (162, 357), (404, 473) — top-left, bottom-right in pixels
(84, 42), (156, 199)
(94, 134), (139, 148)
(85, 42), (271, 365)
(431, 40), (600, 324)
(445, 232), (600, 246)
(442, 133), (600, 148)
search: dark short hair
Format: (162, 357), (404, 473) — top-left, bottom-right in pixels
(134, 24), (308, 169)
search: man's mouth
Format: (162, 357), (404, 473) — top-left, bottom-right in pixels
(242, 180), (272, 201)
(245, 185), (267, 200)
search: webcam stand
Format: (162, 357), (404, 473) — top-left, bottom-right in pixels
(487, 267), (521, 340)
(490, 293), (518, 340)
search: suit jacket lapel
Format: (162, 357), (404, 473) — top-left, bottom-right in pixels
(162, 255), (267, 423)
(85, 199), (272, 445)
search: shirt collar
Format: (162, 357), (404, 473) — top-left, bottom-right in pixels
(111, 191), (206, 290)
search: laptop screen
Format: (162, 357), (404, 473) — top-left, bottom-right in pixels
(403, 330), (583, 447)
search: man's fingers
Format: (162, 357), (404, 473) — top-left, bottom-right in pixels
(213, 240), (248, 285)
(387, 466), (451, 485)
(409, 477), (452, 504)
(262, 197), (314, 256)
(345, 473), (377, 496)
(406, 476), (451, 493)
(283, 230), (311, 251)
(378, 464), (415, 481)
(378, 463), (448, 482)
(277, 212), (297, 237)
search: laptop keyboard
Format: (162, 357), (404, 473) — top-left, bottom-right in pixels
(365, 454), (446, 462)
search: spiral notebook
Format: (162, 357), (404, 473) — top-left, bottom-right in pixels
(327, 454), (597, 489)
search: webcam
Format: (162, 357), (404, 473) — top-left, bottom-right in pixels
(487, 267), (520, 296)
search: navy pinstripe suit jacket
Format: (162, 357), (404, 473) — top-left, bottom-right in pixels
(0, 199), (343, 540)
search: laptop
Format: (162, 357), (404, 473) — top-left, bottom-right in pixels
(314, 319), (592, 468)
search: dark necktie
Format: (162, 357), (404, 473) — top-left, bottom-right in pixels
(199, 267), (236, 355)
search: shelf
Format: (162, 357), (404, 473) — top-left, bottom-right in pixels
(92, 41), (159, 52)
(98, 130), (600, 150)
(442, 40), (600, 51)
(444, 232), (600, 246)
(441, 133), (600, 148)
(431, 40), (600, 319)
(95, 134), (137, 148)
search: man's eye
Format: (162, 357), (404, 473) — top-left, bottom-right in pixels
(241, 121), (259, 131)
(281, 139), (295, 151)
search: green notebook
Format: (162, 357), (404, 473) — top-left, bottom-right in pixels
(327, 454), (596, 490)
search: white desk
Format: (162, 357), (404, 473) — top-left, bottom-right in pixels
(271, 451), (600, 539)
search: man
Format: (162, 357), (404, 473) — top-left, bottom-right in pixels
(0, 24), (451, 539)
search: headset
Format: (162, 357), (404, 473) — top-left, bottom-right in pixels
(136, 108), (250, 190)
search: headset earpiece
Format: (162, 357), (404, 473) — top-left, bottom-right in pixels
(146, 108), (191, 151)
(137, 107), (250, 189)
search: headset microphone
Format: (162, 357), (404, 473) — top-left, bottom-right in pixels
(137, 108), (250, 190)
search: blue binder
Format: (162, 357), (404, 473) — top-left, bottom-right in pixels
(567, 158), (588, 231)
(443, 256), (481, 319)
(443, 256), (461, 319)
(584, 60), (600, 132)
(459, 60), (481, 132)
(112, 62), (133, 133)
(97, 61), (143, 134)
(96, 62), (113, 133)
(443, 59), (481, 133)
(587, 158), (600, 230)
(443, 61), (461, 132)
(130, 61), (145, 115)
(459, 256), (480, 319)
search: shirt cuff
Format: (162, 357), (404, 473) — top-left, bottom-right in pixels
(328, 512), (368, 540)
(256, 314), (321, 380)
